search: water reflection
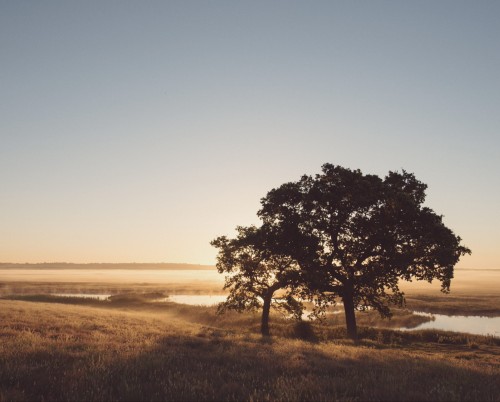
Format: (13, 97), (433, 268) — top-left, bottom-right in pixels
(401, 312), (500, 337)
(48, 293), (228, 305)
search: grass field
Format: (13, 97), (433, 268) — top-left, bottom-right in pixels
(1, 296), (499, 401)
(1, 268), (500, 401)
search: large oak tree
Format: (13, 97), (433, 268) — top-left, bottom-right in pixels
(258, 164), (470, 340)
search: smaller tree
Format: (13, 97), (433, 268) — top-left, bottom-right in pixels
(211, 225), (302, 336)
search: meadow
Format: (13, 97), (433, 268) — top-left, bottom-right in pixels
(1, 267), (499, 401)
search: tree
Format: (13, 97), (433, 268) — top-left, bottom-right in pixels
(258, 164), (470, 340)
(211, 225), (302, 336)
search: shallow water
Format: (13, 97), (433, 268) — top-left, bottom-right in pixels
(166, 296), (500, 337)
(4, 267), (499, 337)
(31, 293), (500, 337)
(400, 312), (500, 337)
(48, 293), (228, 305)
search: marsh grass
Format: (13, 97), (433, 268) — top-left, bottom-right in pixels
(1, 299), (499, 401)
(1, 293), (432, 332)
(405, 293), (500, 317)
(0, 281), (224, 297)
(323, 307), (433, 329)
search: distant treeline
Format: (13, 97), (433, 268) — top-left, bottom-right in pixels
(0, 263), (216, 270)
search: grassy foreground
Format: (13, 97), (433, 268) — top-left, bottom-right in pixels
(1, 299), (499, 401)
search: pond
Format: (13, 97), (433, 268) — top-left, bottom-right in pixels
(399, 312), (500, 338)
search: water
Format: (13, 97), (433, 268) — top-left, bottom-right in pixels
(48, 293), (227, 305)
(3, 267), (499, 337)
(401, 312), (500, 338)
(165, 295), (500, 338)
(23, 292), (500, 337)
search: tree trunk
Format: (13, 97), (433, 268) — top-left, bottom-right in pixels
(261, 292), (273, 337)
(342, 283), (358, 341)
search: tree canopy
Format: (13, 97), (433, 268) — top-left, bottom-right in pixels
(212, 164), (470, 339)
(258, 164), (471, 339)
(211, 225), (303, 336)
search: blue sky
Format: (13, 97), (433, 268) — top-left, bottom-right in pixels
(1, 1), (499, 267)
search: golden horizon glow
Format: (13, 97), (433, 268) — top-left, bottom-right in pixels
(1, 2), (499, 274)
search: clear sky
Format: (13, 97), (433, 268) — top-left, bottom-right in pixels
(1, 1), (499, 267)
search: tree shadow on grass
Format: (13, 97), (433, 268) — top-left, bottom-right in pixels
(3, 327), (499, 402)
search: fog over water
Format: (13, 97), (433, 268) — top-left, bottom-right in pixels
(0, 269), (224, 285)
(2, 267), (498, 292)
(2, 267), (499, 337)
(2, 267), (499, 302)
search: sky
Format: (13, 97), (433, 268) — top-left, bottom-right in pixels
(1, 1), (499, 268)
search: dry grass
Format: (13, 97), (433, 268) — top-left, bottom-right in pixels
(1, 292), (432, 331)
(322, 308), (433, 329)
(1, 299), (499, 401)
(1, 270), (500, 400)
(0, 281), (224, 297)
(405, 293), (500, 317)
